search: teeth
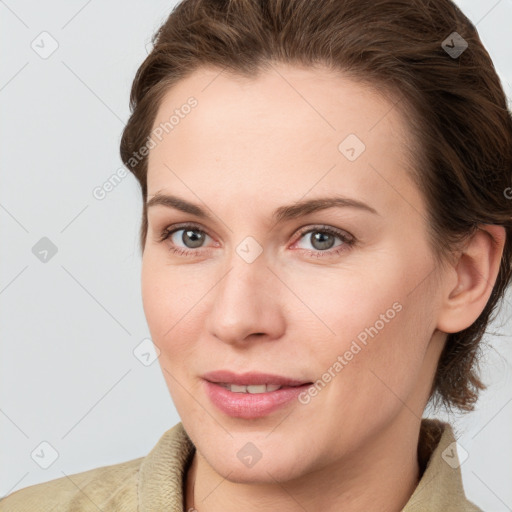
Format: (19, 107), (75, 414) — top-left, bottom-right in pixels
(219, 383), (283, 393)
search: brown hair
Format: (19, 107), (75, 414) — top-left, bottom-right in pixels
(119, 0), (512, 412)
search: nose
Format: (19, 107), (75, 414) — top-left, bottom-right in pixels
(205, 253), (286, 346)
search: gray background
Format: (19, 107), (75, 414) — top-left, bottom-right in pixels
(1, 1), (511, 509)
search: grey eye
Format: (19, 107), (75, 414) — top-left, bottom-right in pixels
(172, 228), (209, 249)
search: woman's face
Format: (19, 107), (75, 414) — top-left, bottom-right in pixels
(142, 64), (448, 482)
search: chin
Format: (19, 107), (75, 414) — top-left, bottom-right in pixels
(197, 436), (313, 484)
(212, 457), (306, 485)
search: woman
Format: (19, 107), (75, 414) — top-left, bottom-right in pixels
(2, 0), (511, 510)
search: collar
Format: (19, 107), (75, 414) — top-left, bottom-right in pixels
(137, 418), (479, 512)
(403, 418), (480, 511)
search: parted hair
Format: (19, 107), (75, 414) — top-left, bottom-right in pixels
(119, 0), (512, 412)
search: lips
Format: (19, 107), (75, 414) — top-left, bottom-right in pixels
(202, 369), (311, 387)
(201, 370), (314, 418)
(203, 379), (314, 418)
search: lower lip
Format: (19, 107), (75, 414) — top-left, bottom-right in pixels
(203, 380), (313, 419)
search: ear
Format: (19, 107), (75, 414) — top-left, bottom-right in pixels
(436, 224), (506, 334)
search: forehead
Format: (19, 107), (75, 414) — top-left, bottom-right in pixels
(146, 64), (424, 220)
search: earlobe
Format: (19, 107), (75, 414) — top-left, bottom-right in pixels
(436, 224), (506, 334)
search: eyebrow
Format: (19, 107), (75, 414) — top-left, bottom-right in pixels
(146, 193), (379, 222)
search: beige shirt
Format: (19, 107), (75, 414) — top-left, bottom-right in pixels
(0, 418), (482, 511)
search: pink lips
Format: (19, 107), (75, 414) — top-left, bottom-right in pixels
(202, 370), (313, 419)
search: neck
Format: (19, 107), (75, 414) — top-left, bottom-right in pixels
(185, 412), (422, 512)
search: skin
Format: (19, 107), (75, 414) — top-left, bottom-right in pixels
(141, 63), (505, 512)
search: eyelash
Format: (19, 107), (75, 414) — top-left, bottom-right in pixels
(157, 222), (355, 258)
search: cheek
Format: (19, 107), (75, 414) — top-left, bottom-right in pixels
(141, 261), (204, 412)
(328, 304), (432, 442)
(289, 262), (407, 348)
(141, 256), (208, 367)
(298, 254), (435, 396)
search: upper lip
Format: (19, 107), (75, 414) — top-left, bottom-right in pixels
(202, 370), (311, 387)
